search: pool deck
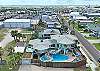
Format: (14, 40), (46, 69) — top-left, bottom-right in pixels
(18, 65), (74, 71)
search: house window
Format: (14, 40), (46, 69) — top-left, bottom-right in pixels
(57, 44), (59, 47)
(51, 44), (55, 47)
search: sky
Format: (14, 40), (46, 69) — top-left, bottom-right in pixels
(0, 0), (100, 5)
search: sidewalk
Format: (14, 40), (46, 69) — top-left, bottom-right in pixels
(18, 65), (74, 71)
(80, 46), (97, 71)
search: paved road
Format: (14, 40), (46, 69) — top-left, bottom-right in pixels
(18, 65), (74, 71)
(58, 15), (100, 65)
(0, 33), (14, 47)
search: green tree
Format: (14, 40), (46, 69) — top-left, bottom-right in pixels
(0, 47), (4, 62)
(17, 33), (22, 40)
(77, 21), (80, 29)
(32, 31), (39, 39)
(22, 34), (26, 42)
(7, 46), (15, 55)
(68, 20), (71, 26)
(11, 30), (18, 40)
(71, 20), (75, 29)
(38, 19), (46, 28)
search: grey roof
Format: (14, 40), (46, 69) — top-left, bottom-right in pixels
(79, 20), (94, 23)
(46, 21), (60, 25)
(70, 12), (80, 16)
(51, 35), (75, 45)
(29, 39), (57, 50)
(86, 24), (100, 32)
(42, 29), (60, 35)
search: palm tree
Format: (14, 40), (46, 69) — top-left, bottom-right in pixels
(17, 33), (22, 41)
(68, 20), (71, 26)
(22, 34), (26, 42)
(61, 18), (64, 26)
(0, 47), (4, 62)
(38, 19), (43, 26)
(71, 21), (75, 29)
(38, 19), (46, 29)
(77, 21), (80, 29)
(11, 30), (18, 40)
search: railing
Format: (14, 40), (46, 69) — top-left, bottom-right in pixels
(32, 57), (86, 68)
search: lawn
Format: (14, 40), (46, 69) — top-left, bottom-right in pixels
(20, 29), (33, 34)
(1, 40), (21, 71)
(5, 40), (16, 48)
(0, 29), (8, 41)
(3, 40), (16, 59)
(0, 64), (20, 71)
(74, 66), (92, 71)
(85, 36), (100, 40)
(0, 33), (5, 41)
(93, 43), (100, 51)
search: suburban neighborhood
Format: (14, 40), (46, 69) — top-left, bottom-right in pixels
(0, 1), (100, 71)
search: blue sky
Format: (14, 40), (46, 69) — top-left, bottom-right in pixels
(0, 0), (100, 5)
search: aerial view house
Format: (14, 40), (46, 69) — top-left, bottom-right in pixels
(3, 19), (31, 28)
(73, 16), (88, 20)
(83, 13), (100, 17)
(22, 33), (86, 67)
(78, 20), (94, 27)
(46, 21), (61, 28)
(0, 22), (4, 28)
(39, 29), (61, 39)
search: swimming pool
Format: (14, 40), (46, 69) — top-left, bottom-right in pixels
(40, 54), (69, 62)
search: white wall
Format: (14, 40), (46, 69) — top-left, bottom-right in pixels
(4, 22), (31, 28)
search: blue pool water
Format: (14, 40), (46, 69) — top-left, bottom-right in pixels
(40, 54), (69, 62)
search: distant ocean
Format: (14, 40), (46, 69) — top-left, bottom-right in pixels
(0, 0), (100, 5)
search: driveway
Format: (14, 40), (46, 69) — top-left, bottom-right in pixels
(18, 65), (74, 71)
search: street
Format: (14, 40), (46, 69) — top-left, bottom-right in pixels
(58, 15), (100, 65)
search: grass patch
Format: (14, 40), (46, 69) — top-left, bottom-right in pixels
(0, 29), (8, 41)
(5, 40), (16, 48)
(93, 43), (100, 51)
(21, 29), (33, 34)
(86, 67), (92, 71)
(0, 33), (5, 41)
(85, 36), (100, 40)
(0, 62), (20, 71)
(74, 66), (92, 71)
(3, 40), (16, 59)
(0, 65), (11, 71)
(74, 68), (80, 71)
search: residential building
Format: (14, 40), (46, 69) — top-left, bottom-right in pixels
(39, 29), (60, 39)
(3, 19), (31, 28)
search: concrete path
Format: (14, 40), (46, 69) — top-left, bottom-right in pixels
(18, 65), (74, 71)
(80, 46), (97, 71)
(0, 33), (14, 47)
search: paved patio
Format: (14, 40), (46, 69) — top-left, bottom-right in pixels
(18, 65), (74, 71)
